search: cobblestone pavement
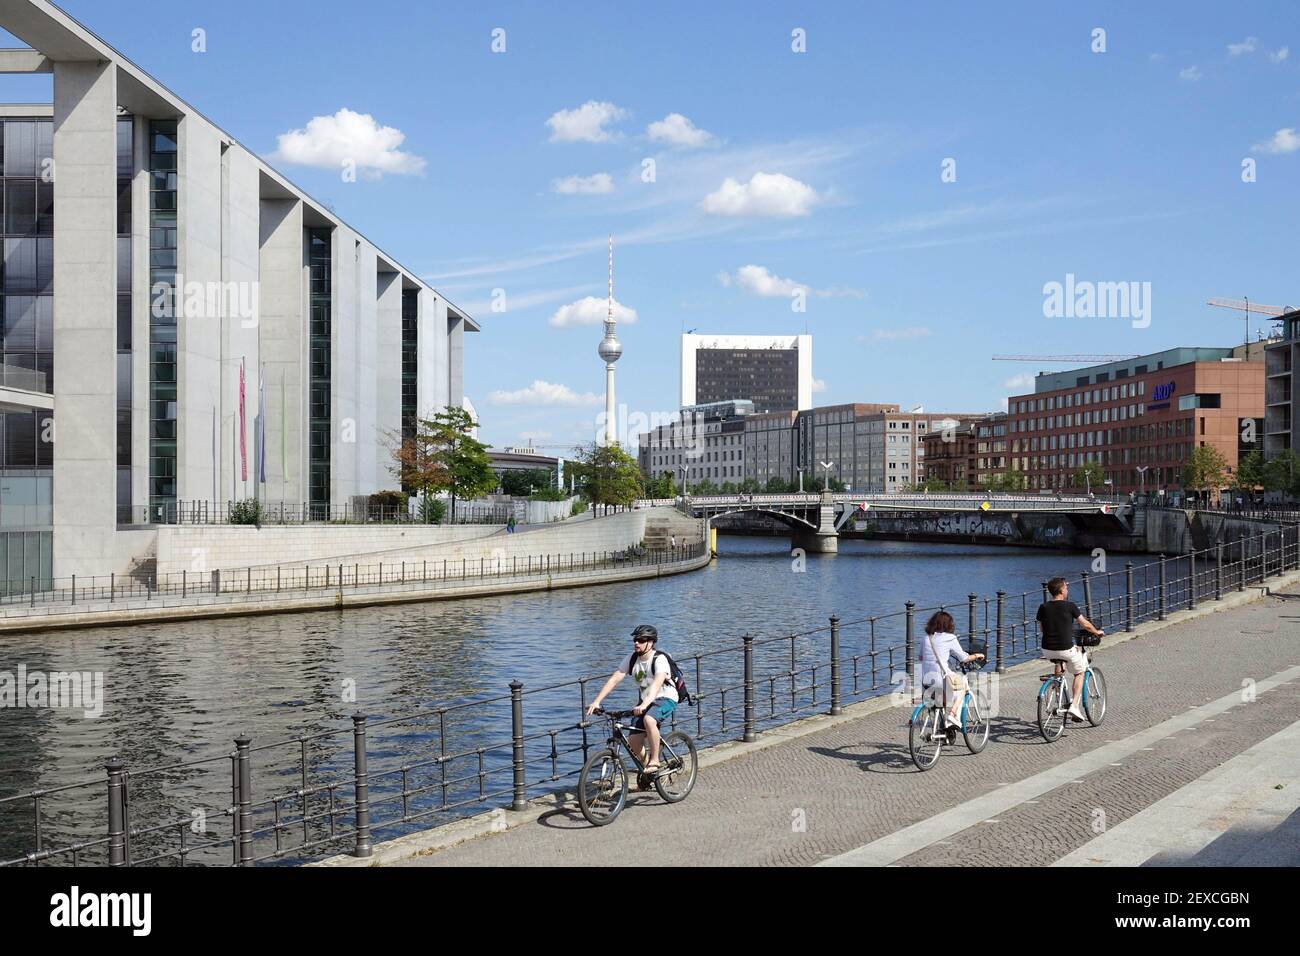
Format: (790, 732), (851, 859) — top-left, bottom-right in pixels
(397, 585), (1300, 867)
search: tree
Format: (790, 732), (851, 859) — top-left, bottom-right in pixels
(764, 476), (791, 493)
(499, 467), (553, 497)
(1182, 444), (1229, 501)
(1232, 451), (1265, 502)
(1071, 461), (1105, 492)
(643, 471), (677, 499)
(1264, 449), (1300, 498)
(690, 477), (719, 497)
(739, 477), (760, 494)
(569, 442), (643, 506)
(391, 406), (495, 522)
(987, 471), (1028, 493)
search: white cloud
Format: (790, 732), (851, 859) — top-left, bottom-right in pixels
(552, 173), (614, 195)
(1271, 47), (1290, 63)
(549, 296), (638, 327)
(272, 108), (425, 177)
(1252, 128), (1300, 154)
(1148, 52), (1166, 63)
(1003, 373), (1036, 391)
(1179, 65), (1202, 81)
(728, 264), (807, 297)
(646, 113), (714, 148)
(489, 381), (602, 406)
(812, 378), (828, 394)
(719, 264), (865, 299)
(871, 326), (931, 341)
(546, 100), (628, 143)
(700, 171), (819, 217)
(1228, 36), (1259, 56)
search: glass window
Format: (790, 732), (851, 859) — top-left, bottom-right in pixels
(4, 180), (35, 236)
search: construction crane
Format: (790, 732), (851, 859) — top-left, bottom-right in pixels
(992, 354), (1140, 363)
(1206, 297), (1297, 344)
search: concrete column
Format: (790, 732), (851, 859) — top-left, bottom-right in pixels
(417, 289), (449, 418)
(448, 310), (464, 409)
(258, 197), (304, 505)
(374, 271), (402, 486)
(52, 60), (118, 577)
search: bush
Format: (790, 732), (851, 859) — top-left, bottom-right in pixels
(530, 487), (568, 502)
(369, 490), (408, 521)
(229, 498), (263, 525)
(421, 497), (447, 524)
(570, 499), (589, 516)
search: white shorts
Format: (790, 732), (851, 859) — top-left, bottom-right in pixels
(1042, 646), (1087, 676)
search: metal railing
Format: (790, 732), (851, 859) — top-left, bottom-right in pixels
(2, 525), (1297, 868)
(115, 500), (513, 527)
(0, 541), (708, 613)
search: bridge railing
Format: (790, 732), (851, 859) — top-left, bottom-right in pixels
(4, 527), (1297, 868)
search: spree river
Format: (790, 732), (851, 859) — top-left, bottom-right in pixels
(0, 536), (1113, 864)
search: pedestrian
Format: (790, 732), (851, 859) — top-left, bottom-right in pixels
(670, 534), (676, 550)
(506, 514), (516, 534)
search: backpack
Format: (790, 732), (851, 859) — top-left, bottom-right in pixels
(627, 649), (693, 706)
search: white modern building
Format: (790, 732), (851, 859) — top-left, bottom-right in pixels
(680, 333), (812, 414)
(0, 0), (478, 580)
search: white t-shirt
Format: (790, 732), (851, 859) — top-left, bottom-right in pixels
(624, 650), (679, 703)
(919, 631), (971, 686)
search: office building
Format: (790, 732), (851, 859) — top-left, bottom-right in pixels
(1265, 312), (1298, 460)
(680, 333), (811, 413)
(0, 0), (478, 579)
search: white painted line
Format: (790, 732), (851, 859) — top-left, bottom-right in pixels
(1053, 718), (1300, 867)
(818, 664), (1300, 868)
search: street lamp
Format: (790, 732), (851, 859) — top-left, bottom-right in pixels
(677, 465), (689, 497)
(796, 467), (806, 494)
(1136, 465), (1149, 499)
(819, 460), (835, 492)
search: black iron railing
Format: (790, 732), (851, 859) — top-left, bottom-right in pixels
(2, 525), (1297, 867)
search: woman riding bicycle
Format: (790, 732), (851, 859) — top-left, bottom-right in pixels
(918, 610), (984, 732)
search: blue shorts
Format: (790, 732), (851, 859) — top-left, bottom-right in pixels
(631, 697), (677, 729)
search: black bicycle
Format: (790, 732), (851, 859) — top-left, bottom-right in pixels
(577, 708), (698, 826)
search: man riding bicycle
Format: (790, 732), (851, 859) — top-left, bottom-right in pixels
(1036, 577), (1104, 723)
(586, 624), (678, 775)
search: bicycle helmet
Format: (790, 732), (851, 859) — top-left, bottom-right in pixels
(631, 624), (658, 643)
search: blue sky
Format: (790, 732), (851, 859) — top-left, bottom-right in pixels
(6, 1), (1299, 450)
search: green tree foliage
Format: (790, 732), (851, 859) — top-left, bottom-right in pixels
(391, 406), (495, 522)
(570, 442), (644, 506)
(499, 467), (554, 497)
(1232, 451), (1265, 499)
(642, 471), (678, 499)
(986, 471), (1028, 492)
(1182, 444), (1230, 499)
(1263, 449), (1300, 497)
(1071, 460), (1105, 492)
(764, 476), (791, 493)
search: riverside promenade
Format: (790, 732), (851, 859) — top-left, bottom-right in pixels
(351, 578), (1300, 867)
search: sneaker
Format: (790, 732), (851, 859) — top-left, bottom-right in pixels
(1067, 706), (1086, 722)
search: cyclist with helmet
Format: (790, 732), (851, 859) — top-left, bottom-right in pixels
(586, 624), (678, 774)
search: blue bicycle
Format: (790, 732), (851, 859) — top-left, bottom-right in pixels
(908, 660), (989, 771)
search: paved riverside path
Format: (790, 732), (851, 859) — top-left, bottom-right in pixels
(394, 584), (1300, 867)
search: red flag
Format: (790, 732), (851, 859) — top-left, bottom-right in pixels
(239, 359), (247, 482)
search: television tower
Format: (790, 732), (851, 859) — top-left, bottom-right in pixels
(597, 234), (622, 445)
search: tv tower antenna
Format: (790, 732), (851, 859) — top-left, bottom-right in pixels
(597, 234), (623, 445)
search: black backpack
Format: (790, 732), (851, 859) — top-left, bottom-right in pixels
(627, 649), (692, 706)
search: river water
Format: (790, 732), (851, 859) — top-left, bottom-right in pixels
(1, 536), (1135, 864)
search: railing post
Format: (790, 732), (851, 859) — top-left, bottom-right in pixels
(110, 571), (115, 603)
(1158, 555), (1167, 620)
(182, 569), (186, 598)
(995, 591), (1005, 674)
(509, 681), (527, 810)
(967, 592), (978, 653)
(1125, 563), (1134, 632)
(1081, 571), (1093, 622)
(1215, 544), (1224, 601)
(829, 615), (842, 716)
(1188, 549), (1197, 610)
(106, 756), (127, 866)
(351, 714), (373, 858)
(904, 601), (916, 689)
(234, 735), (253, 866)
(1240, 535), (1248, 591)
(71, 574), (76, 605)
(742, 634), (756, 742)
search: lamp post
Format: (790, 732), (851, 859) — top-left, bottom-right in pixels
(678, 465), (689, 497)
(796, 467), (806, 494)
(819, 460), (835, 492)
(1136, 465), (1149, 499)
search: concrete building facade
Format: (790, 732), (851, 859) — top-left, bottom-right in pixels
(1264, 313), (1298, 461)
(680, 333), (812, 413)
(0, 1), (478, 580)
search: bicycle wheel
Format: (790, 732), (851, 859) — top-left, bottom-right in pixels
(962, 691), (990, 753)
(1037, 679), (1066, 742)
(909, 705), (943, 770)
(577, 748), (628, 826)
(1083, 666), (1107, 726)
(654, 731), (698, 803)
